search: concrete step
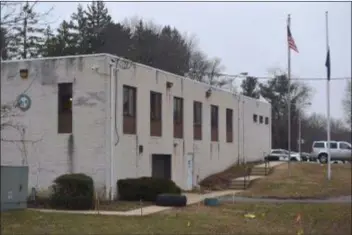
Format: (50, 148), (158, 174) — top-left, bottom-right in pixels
(229, 179), (251, 190)
(250, 168), (272, 176)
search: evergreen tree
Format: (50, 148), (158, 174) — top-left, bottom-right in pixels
(156, 26), (191, 76)
(98, 22), (133, 58)
(84, 1), (112, 53)
(130, 20), (159, 66)
(0, 27), (9, 60)
(241, 76), (260, 99)
(53, 20), (77, 56)
(70, 4), (89, 54)
(40, 26), (57, 57)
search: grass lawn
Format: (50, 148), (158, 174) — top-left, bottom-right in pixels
(2, 203), (351, 235)
(28, 199), (154, 212)
(237, 162), (352, 198)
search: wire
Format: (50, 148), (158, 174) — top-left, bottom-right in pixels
(187, 70), (351, 81)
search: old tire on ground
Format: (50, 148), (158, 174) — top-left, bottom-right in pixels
(155, 194), (187, 207)
(204, 198), (220, 206)
(319, 153), (328, 164)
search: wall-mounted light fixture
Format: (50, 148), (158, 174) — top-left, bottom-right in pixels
(205, 88), (212, 98)
(166, 81), (173, 89)
(19, 69), (28, 79)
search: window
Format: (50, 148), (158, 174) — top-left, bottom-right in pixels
(211, 105), (219, 141)
(150, 91), (162, 120)
(173, 97), (183, 124)
(173, 97), (183, 138)
(226, 108), (233, 143)
(211, 105), (219, 128)
(271, 150), (282, 154)
(193, 101), (202, 125)
(58, 83), (72, 133)
(259, 115), (263, 124)
(123, 85), (136, 117)
(265, 117), (269, 125)
(150, 91), (162, 137)
(193, 101), (202, 140)
(253, 114), (258, 123)
(339, 142), (351, 150)
(123, 85), (137, 134)
(313, 142), (324, 148)
(329, 142), (338, 149)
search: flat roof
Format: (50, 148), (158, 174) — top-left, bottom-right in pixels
(1, 53), (270, 105)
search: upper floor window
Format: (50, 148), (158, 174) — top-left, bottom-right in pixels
(173, 97), (183, 124)
(150, 91), (162, 120)
(123, 85), (136, 117)
(193, 101), (202, 125)
(253, 114), (258, 123)
(211, 105), (219, 128)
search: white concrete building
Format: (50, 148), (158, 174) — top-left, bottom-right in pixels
(1, 54), (271, 199)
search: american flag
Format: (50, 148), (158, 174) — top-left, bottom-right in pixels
(287, 26), (299, 53)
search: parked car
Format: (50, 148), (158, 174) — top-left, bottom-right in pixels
(300, 152), (313, 162)
(265, 149), (301, 162)
(289, 152), (302, 162)
(311, 141), (352, 164)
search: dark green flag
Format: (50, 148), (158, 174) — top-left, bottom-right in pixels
(325, 48), (331, 81)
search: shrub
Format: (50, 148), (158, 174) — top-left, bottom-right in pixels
(117, 177), (181, 202)
(49, 173), (94, 210)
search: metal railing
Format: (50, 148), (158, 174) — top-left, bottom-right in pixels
(243, 162), (250, 189)
(263, 152), (270, 176)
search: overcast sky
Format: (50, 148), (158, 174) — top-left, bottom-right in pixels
(36, 0), (351, 120)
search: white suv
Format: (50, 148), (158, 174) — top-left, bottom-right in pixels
(311, 141), (352, 164)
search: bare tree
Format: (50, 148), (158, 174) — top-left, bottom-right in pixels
(1, 103), (41, 165)
(1, 1), (54, 59)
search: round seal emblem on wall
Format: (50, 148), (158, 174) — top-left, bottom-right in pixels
(16, 94), (32, 112)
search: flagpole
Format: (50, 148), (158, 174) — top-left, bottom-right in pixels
(326, 11), (331, 180)
(287, 14), (292, 176)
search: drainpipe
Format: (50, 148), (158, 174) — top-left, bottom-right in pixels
(109, 63), (115, 201)
(237, 95), (241, 165)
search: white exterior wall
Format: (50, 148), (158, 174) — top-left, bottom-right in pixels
(1, 54), (271, 197)
(1, 55), (110, 195)
(111, 55), (271, 191)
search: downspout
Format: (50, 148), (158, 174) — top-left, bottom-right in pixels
(237, 95), (240, 165)
(109, 63), (115, 201)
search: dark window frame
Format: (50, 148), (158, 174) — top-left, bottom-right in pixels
(259, 115), (263, 124)
(339, 142), (351, 149)
(226, 108), (233, 143)
(330, 142), (338, 149)
(253, 114), (258, 123)
(150, 91), (162, 121)
(313, 142), (324, 148)
(265, 117), (269, 125)
(211, 105), (219, 128)
(193, 101), (202, 126)
(226, 108), (233, 130)
(123, 85), (137, 117)
(58, 83), (73, 134)
(173, 97), (183, 124)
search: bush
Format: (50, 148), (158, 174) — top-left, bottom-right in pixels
(49, 173), (95, 210)
(117, 177), (181, 202)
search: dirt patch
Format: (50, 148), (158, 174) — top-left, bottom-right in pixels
(199, 161), (261, 190)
